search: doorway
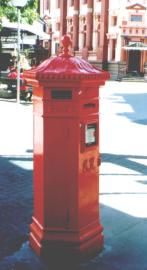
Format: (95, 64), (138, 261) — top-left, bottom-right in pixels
(128, 50), (141, 74)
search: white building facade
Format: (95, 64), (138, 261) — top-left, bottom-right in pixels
(107, 0), (147, 78)
(40, 0), (147, 78)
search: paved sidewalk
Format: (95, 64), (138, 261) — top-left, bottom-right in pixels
(0, 81), (147, 270)
(99, 81), (147, 270)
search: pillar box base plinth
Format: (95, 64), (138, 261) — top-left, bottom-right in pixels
(30, 218), (103, 262)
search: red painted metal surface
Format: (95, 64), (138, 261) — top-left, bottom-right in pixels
(24, 35), (110, 262)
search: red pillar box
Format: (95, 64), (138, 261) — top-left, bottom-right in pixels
(24, 35), (110, 261)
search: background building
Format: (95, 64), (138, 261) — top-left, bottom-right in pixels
(40, 0), (108, 64)
(107, 0), (147, 79)
(37, 0), (147, 78)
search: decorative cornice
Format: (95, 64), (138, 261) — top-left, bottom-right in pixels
(126, 3), (146, 10)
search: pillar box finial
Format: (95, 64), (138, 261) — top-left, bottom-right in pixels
(61, 35), (72, 56)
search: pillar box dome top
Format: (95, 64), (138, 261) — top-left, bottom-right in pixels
(24, 35), (110, 83)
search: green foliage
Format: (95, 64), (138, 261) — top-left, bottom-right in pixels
(0, 0), (39, 27)
(0, 0), (10, 7)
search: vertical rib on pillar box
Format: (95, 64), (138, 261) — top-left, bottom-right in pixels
(24, 35), (110, 262)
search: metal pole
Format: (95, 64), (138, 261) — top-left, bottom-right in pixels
(17, 7), (21, 103)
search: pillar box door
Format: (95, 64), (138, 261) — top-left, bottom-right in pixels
(24, 35), (110, 262)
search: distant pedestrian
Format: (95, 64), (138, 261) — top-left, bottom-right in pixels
(7, 67), (32, 101)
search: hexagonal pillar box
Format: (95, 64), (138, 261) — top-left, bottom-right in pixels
(24, 36), (110, 262)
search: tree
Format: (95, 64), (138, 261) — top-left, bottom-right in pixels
(0, 0), (39, 30)
(0, 0), (39, 54)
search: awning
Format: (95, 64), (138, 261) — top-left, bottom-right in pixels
(122, 42), (147, 51)
(1, 20), (50, 40)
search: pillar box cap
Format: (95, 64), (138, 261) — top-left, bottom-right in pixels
(24, 35), (110, 83)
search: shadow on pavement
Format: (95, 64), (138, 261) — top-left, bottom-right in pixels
(0, 155), (33, 261)
(0, 154), (147, 269)
(101, 153), (147, 175)
(111, 92), (147, 125)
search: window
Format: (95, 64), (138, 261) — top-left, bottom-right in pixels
(131, 15), (142, 22)
(55, 43), (60, 54)
(97, 32), (100, 46)
(112, 16), (117, 26)
(122, 20), (127, 25)
(56, 22), (60, 31)
(112, 39), (116, 60)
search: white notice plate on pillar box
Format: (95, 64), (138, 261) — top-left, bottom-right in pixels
(85, 123), (97, 147)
